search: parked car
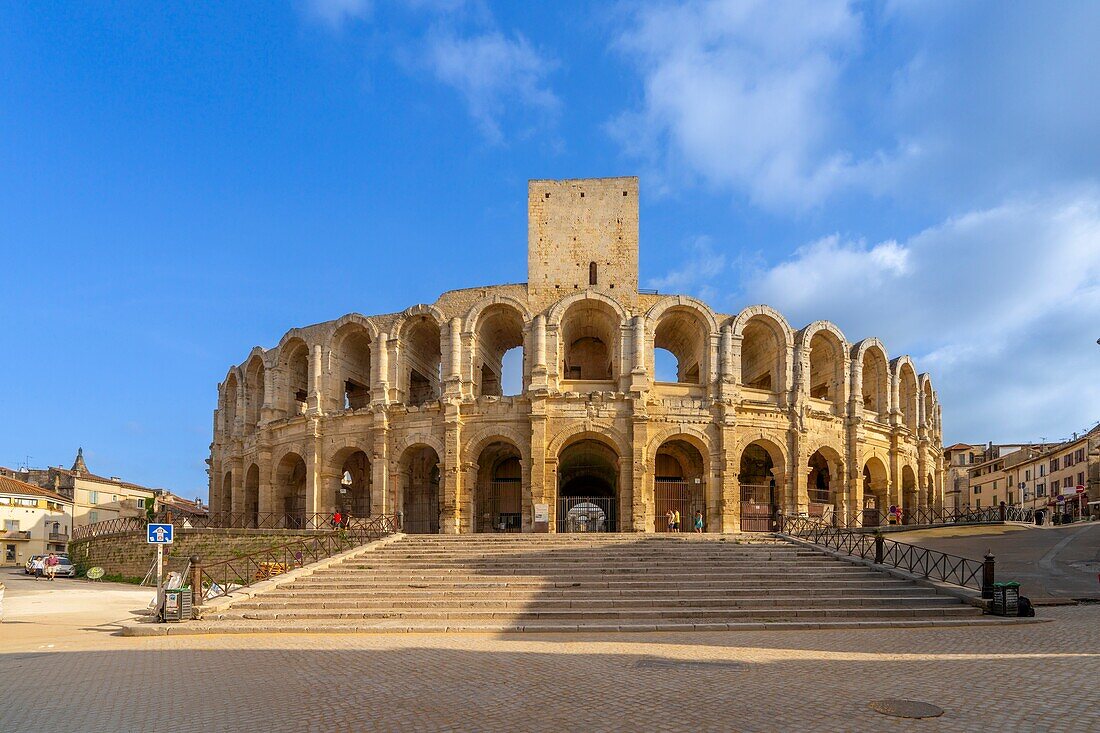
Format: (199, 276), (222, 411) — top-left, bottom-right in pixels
(23, 554), (74, 577)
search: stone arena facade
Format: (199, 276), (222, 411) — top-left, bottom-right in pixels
(208, 177), (944, 534)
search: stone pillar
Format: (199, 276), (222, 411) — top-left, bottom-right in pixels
(448, 317), (462, 379)
(530, 410), (551, 531)
(261, 363), (277, 421)
(720, 422), (739, 532)
(373, 332), (390, 405)
(371, 427), (389, 517)
(229, 457), (244, 515)
(442, 407), (461, 533)
(631, 418), (649, 532)
(534, 315), (546, 370)
(308, 344), (323, 415)
(632, 316), (646, 373)
(257, 450), (274, 517)
(306, 427), (323, 521)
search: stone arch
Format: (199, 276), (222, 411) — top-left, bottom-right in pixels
(471, 436), (524, 533)
(901, 464), (918, 521)
(273, 451), (308, 528)
(462, 425), (531, 468)
(328, 445), (372, 519)
(797, 321), (848, 408)
(469, 301), (527, 397)
(463, 294), (533, 333)
(556, 432), (623, 532)
(392, 432), (447, 463)
(547, 421), (631, 460)
(651, 433), (709, 532)
(893, 357), (919, 432)
(244, 463), (260, 527)
(546, 289), (630, 326)
(396, 309), (443, 406)
(806, 444), (845, 515)
(396, 442), (441, 534)
(647, 297), (718, 384)
(243, 353), (266, 432)
(277, 336), (311, 417)
(852, 338), (890, 420)
(220, 370), (240, 438)
(735, 435), (788, 530)
(328, 321), (374, 411)
(861, 454), (890, 526)
(919, 373), (935, 427)
(553, 295), (627, 382)
(730, 306), (793, 396)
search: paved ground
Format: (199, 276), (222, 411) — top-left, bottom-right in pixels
(2, 566), (1099, 733)
(891, 522), (1100, 603)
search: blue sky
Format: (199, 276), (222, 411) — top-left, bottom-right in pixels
(2, 1), (1098, 498)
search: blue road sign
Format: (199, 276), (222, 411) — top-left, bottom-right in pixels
(146, 523), (174, 544)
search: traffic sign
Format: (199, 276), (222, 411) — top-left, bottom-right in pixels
(146, 523), (174, 544)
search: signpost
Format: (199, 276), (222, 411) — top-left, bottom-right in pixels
(147, 523), (174, 619)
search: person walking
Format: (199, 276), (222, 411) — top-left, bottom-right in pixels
(665, 508), (675, 533)
(331, 510), (342, 530)
(45, 553), (59, 581)
(672, 509), (681, 533)
(31, 555), (45, 581)
(694, 510), (704, 533)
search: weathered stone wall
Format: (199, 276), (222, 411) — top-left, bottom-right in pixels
(68, 529), (324, 581)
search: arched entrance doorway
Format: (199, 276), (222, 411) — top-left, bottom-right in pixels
(244, 463), (260, 528)
(337, 450), (371, 519)
(557, 438), (619, 532)
(902, 465), (918, 524)
(475, 441), (523, 533)
(399, 445), (440, 533)
(807, 450), (832, 519)
(275, 453), (307, 528)
(739, 441), (781, 531)
(653, 439), (706, 532)
(863, 456), (889, 526)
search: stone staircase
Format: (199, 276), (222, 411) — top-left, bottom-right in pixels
(192, 533), (997, 633)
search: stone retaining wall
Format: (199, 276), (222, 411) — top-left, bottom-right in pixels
(68, 528), (327, 581)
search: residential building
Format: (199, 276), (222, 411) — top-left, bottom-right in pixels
(1, 474), (73, 566)
(1010, 426), (1100, 519)
(943, 443), (978, 511)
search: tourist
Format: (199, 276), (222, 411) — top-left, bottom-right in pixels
(31, 555), (45, 581)
(694, 510), (704, 533)
(331, 510), (342, 530)
(665, 509), (675, 533)
(673, 509), (681, 532)
(45, 553), (59, 581)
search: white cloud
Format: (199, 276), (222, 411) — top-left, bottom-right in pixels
(739, 190), (1100, 443)
(609, 0), (892, 208)
(301, 0), (372, 29)
(647, 235), (727, 299)
(424, 30), (559, 143)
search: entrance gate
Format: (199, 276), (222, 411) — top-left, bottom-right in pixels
(655, 480), (705, 532)
(403, 480), (440, 534)
(557, 497), (617, 533)
(477, 479), (522, 532)
(739, 483), (776, 532)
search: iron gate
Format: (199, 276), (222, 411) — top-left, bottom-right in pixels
(740, 483), (776, 532)
(403, 481), (440, 534)
(655, 480), (706, 532)
(477, 479), (523, 533)
(557, 497), (617, 532)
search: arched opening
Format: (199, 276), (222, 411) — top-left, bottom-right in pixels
(475, 441), (523, 532)
(860, 347), (889, 421)
(898, 362), (918, 431)
(402, 317), (442, 406)
(557, 438), (619, 532)
(244, 463), (259, 528)
(332, 324), (372, 411)
(474, 305), (525, 397)
(336, 450), (371, 519)
(739, 441), (781, 531)
(244, 357), (265, 432)
(653, 307), (708, 384)
(399, 445), (440, 533)
(902, 465), (918, 523)
(862, 456), (889, 526)
(221, 374), (238, 438)
(806, 448), (842, 519)
(560, 300), (620, 382)
(281, 340), (310, 417)
(275, 452), (307, 528)
(740, 318), (783, 394)
(221, 470), (233, 515)
(807, 331), (843, 407)
(653, 438), (706, 532)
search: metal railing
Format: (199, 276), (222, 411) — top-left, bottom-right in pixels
(72, 511), (359, 541)
(811, 504), (1034, 529)
(193, 514), (397, 604)
(781, 515), (993, 596)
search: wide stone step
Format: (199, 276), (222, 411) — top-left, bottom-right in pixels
(211, 605), (981, 622)
(284, 575), (897, 590)
(258, 583), (922, 599)
(231, 595), (952, 611)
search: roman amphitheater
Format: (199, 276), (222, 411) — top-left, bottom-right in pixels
(208, 177), (943, 534)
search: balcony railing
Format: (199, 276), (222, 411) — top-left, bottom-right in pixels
(1, 529), (31, 540)
(49, 532), (69, 542)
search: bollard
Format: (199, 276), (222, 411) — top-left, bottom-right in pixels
(190, 555), (202, 613)
(999, 502), (1007, 522)
(982, 551), (996, 600)
(874, 533), (884, 564)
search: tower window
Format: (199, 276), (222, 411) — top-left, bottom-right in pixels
(589, 262), (598, 286)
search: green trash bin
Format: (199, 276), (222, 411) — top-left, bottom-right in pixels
(163, 587), (193, 622)
(992, 581), (1020, 616)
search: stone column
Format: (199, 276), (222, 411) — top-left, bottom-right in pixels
(720, 422), (739, 532)
(261, 364), (277, 421)
(632, 316), (646, 373)
(257, 450), (274, 517)
(229, 457), (244, 515)
(442, 407), (462, 533)
(530, 410), (551, 531)
(373, 332), (390, 405)
(630, 418), (649, 532)
(308, 344), (323, 415)
(370, 426), (389, 517)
